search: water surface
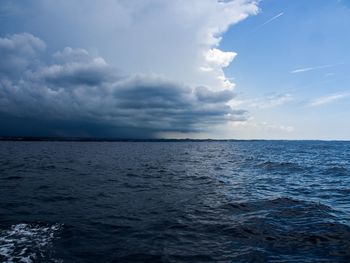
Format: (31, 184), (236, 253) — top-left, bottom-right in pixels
(0, 141), (349, 262)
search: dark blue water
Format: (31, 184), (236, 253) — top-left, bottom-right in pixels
(0, 141), (350, 262)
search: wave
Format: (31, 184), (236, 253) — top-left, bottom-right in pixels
(257, 161), (305, 173)
(1, 176), (23, 180)
(211, 198), (350, 260)
(220, 197), (332, 213)
(0, 223), (62, 263)
(148, 198), (350, 261)
(323, 166), (349, 176)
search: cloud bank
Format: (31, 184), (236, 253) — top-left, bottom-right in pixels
(0, 33), (247, 138)
(0, 0), (259, 138)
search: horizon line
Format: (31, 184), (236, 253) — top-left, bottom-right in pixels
(0, 136), (349, 142)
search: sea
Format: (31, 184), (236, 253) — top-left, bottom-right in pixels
(0, 140), (349, 262)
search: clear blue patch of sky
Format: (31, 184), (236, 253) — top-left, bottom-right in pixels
(220, 0), (350, 100)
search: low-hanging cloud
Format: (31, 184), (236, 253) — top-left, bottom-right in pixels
(0, 33), (247, 138)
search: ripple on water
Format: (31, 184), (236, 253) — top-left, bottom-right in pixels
(323, 166), (349, 176)
(1, 141), (350, 262)
(2, 176), (24, 180)
(216, 198), (350, 261)
(257, 161), (306, 174)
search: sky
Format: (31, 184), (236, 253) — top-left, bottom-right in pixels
(0, 0), (349, 139)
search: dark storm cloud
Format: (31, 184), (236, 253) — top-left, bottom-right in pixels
(0, 33), (45, 78)
(0, 33), (247, 138)
(195, 86), (236, 103)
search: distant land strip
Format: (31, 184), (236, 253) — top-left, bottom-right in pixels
(0, 137), (348, 142)
(0, 136), (257, 142)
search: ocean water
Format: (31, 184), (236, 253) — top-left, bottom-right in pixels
(0, 141), (349, 263)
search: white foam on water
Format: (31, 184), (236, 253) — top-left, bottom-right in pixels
(0, 223), (62, 263)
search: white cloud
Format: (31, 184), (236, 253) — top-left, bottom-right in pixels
(290, 64), (340, 74)
(250, 93), (293, 109)
(9, 0), (259, 92)
(0, 1), (261, 138)
(257, 122), (294, 132)
(309, 92), (350, 107)
(204, 48), (237, 68)
(232, 120), (294, 132)
(201, 48), (238, 89)
(234, 93), (293, 109)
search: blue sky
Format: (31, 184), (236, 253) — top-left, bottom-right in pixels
(220, 0), (350, 139)
(0, 0), (349, 139)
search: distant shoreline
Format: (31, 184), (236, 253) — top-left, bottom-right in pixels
(0, 137), (261, 142)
